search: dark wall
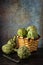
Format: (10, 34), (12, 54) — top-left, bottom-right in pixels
(0, 0), (43, 47)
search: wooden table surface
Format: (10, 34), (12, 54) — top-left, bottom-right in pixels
(0, 48), (43, 65)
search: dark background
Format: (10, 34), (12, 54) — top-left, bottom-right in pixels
(0, 0), (43, 48)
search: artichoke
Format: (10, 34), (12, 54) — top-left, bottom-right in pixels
(27, 30), (38, 39)
(13, 46), (31, 59)
(27, 25), (37, 31)
(2, 44), (13, 54)
(13, 35), (16, 42)
(27, 25), (38, 39)
(2, 38), (17, 54)
(7, 39), (16, 48)
(17, 28), (27, 37)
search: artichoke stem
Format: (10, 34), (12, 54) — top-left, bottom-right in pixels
(13, 48), (18, 52)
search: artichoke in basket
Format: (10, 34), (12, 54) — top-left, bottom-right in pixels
(13, 46), (31, 59)
(27, 30), (38, 39)
(17, 28), (27, 37)
(27, 25), (38, 39)
(27, 25), (37, 32)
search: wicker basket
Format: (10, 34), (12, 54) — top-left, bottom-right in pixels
(17, 36), (40, 52)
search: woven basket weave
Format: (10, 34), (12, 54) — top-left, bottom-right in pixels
(17, 36), (40, 52)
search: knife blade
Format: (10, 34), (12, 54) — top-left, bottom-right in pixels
(3, 54), (20, 63)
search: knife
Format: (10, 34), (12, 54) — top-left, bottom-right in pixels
(3, 54), (20, 63)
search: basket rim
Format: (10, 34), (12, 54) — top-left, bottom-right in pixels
(17, 35), (40, 40)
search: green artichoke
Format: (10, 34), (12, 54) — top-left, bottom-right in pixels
(27, 25), (38, 39)
(27, 30), (38, 39)
(2, 44), (13, 54)
(13, 46), (31, 59)
(27, 25), (37, 31)
(17, 28), (27, 37)
(13, 35), (16, 42)
(7, 39), (16, 48)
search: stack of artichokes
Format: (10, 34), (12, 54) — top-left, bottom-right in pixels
(2, 36), (16, 54)
(2, 36), (31, 59)
(17, 25), (38, 39)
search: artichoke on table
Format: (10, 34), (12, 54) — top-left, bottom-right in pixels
(7, 38), (16, 47)
(2, 44), (13, 54)
(2, 38), (16, 54)
(13, 46), (31, 59)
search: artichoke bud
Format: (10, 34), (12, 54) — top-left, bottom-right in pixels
(2, 44), (13, 54)
(13, 46), (31, 59)
(7, 39), (16, 47)
(13, 35), (16, 42)
(27, 25), (37, 31)
(17, 28), (27, 37)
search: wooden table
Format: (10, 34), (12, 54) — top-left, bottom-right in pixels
(0, 48), (43, 65)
